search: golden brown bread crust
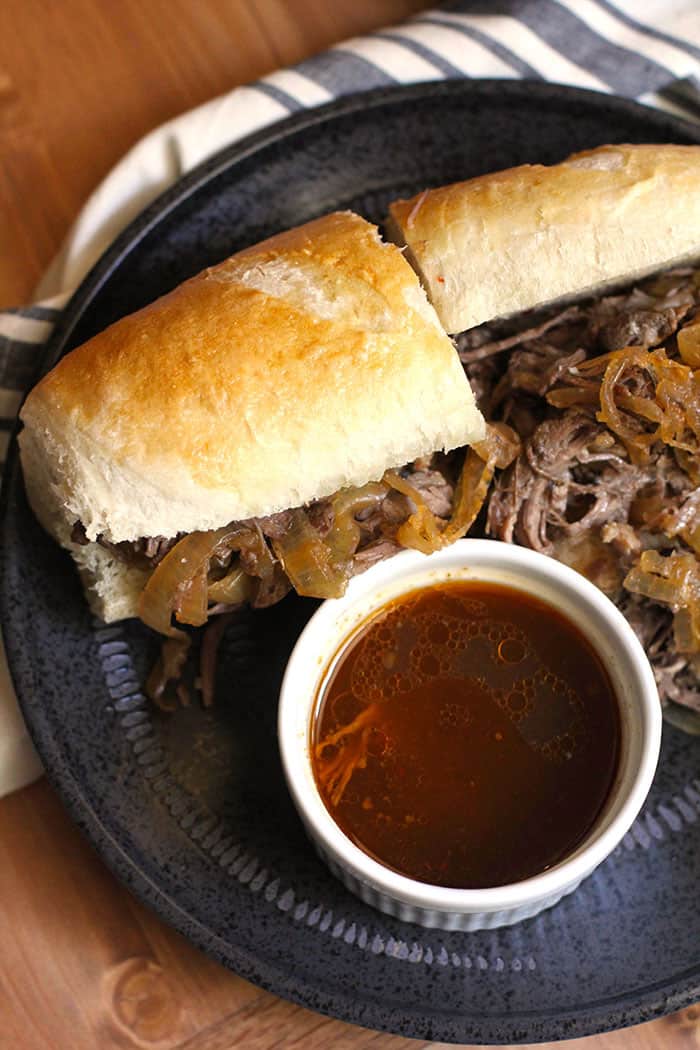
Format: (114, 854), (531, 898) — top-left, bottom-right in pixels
(388, 144), (700, 334)
(19, 211), (483, 552)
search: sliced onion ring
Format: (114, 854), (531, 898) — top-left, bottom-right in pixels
(472, 422), (521, 470)
(442, 450), (496, 545)
(207, 566), (252, 605)
(326, 483), (388, 565)
(174, 566), (209, 626)
(384, 432), (504, 556)
(271, 507), (349, 599)
(138, 524), (248, 636)
(383, 471), (444, 554)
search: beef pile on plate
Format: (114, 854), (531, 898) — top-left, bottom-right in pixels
(459, 266), (700, 733)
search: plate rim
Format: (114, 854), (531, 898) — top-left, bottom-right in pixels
(3, 78), (700, 1044)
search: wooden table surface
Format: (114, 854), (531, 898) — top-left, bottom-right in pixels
(0, 3), (698, 1048)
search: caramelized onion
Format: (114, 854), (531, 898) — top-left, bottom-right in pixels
(675, 602), (699, 656)
(624, 549), (700, 654)
(271, 508), (349, 598)
(654, 355), (700, 452)
(624, 550), (682, 605)
(674, 608), (697, 655)
(270, 484), (388, 599)
(438, 425), (514, 545)
(207, 566), (252, 605)
(327, 483), (388, 565)
(546, 387), (600, 410)
(237, 522), (278, 593)
(472, 422), (521, 469)
(442, 450), (495, 545)
(615, 390), (664, 425)
(383, 472), (444, 554)
(682, 521), (700, 557)
(174, 567), (209, 626)
(675, 447), (700, 486)
(549, 346), (700, 466)
(145, 635), (191, 709)
(597, 349), (656, 461)
(331, 482), (387, 520)
(384, 434), (504, 555)
(138, 524), (250, 636)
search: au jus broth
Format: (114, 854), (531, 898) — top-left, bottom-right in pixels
(311, 581), (620, 889)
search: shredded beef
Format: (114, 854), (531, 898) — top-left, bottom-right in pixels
(258, 509), (296, 541)
(618, 593), (700, 715)
(485, 413), (648, 554)
(458, 306), (584, 364)
(145, 635), (191, 710)
(471, 266), (700, 724)
(352, 538), (404, 572)
(598, 307), (687, 351)
(249, 565), (291, 609)
(198, 613), (236, 707)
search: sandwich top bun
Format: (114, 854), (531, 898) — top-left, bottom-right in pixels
(387, 144), (700, 334)
(19, 211), (484, 554)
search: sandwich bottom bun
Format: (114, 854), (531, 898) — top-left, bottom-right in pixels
(72, 546), (148, 623)
(20, 422), (147, 621)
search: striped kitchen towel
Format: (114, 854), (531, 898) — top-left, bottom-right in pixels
(2, 0), (700, 796)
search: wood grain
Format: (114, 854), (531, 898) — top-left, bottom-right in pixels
(0, 783), (698, 1050)
(0, 2), (697, 1048)
(0, 0), (427, 307)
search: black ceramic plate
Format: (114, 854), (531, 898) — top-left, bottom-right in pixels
(2, 81), (700, 1045)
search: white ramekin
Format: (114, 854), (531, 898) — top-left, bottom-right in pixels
(278, 539), (662, 931)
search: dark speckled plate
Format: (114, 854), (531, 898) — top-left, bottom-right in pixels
(2, 82), (699, 1045)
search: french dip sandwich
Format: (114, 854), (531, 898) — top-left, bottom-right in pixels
(19, 211), (486, 649)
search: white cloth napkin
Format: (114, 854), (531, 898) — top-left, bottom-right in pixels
(3, 0), (700, 797)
